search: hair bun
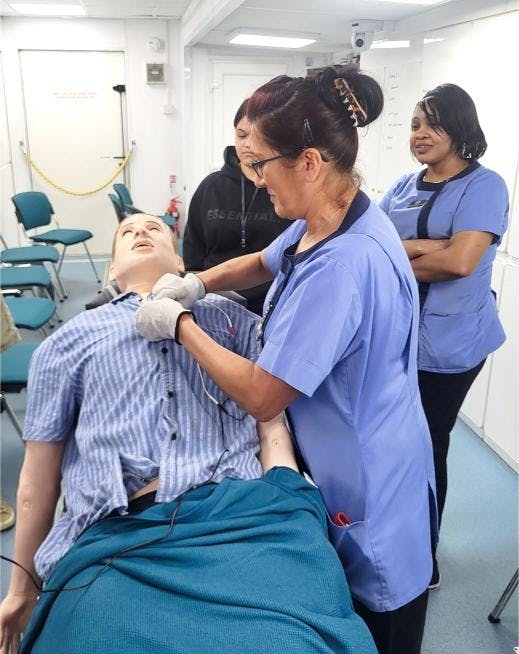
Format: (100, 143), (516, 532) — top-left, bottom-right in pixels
(314, 66), (383, 127)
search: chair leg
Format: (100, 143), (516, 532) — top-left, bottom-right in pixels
(83, 242), (101, 283)
(51, 262), (68, 300)
(488, 570), (518, 623)
(0, 393), (24, 439)
(45, 291), (63, 323)
(41, 325), (49, 337)
(57, 246), (67, 275)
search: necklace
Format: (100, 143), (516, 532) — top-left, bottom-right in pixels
(423, 173), (449, 183)
(423, 162), (469, 183)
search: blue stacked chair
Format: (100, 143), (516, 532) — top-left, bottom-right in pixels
(113, 183), (177, 229)
(1, 240), (66, 299)
(11, 191), (101, 283)
(0, 342), (39, 438)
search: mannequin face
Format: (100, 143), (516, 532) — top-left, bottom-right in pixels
(111, 214), (181, 292)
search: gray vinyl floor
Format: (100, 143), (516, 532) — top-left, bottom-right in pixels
(1, 258), (518, 653)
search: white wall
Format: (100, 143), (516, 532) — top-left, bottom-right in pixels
(0, 16), (184, 251)
(358, 10), (519, 471)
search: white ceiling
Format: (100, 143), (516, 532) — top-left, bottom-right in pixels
(0, 0), (507, 52)
(198, 0), (440, 52)
(0, 0), (190, 19)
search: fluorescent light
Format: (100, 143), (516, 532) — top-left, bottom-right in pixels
(424, 37), (445, 44)
(372, 40), (410, 49)
(229, 33), (316, 49)
(371, 0), (448, 4)
(9, 3), (86, 16)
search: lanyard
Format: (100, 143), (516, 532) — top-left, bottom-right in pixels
(257, 257), (294, 344)
(240, 176), (259, 249)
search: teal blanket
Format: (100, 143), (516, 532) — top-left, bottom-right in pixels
(22, 467), (376, 653)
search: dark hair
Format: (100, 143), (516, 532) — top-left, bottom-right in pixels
(418, 84), (487, 159)
(233, 98), (248, 128)
(245, 65), (383, 174)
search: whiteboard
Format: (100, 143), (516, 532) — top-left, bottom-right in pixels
(376, 62), (422, 197)
(357, 65), (384, 200)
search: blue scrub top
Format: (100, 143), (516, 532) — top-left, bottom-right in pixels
(380, 163), (508, 372)
(258, 191), (436, 612)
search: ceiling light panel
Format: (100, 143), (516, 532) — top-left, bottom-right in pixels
(370, 0), (449, 4)
(229, 33), (316, 49)
(9, 3), (86, 16)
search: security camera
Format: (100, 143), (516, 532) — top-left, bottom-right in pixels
(350, 20), (383, 52)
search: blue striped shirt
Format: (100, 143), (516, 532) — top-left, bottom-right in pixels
(23, 292), (262, 580)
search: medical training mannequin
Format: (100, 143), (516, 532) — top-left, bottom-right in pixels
(379, 84), (508, 589)
(183, 99), (289, 315)
(0, 214), (376, 654)
(136, 67), (436, 654)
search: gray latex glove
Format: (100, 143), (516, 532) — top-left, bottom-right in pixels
(152, 272), (206, 309)
(135, 297), (194, 343)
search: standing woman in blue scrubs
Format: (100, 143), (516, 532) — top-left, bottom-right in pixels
(136, 66), (437, 654)
(380, 84), (508, 589)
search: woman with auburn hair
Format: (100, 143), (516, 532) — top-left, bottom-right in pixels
(137, 66), (437, 654)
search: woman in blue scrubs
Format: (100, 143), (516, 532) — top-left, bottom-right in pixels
(136, 66), (437, 654)
(379, 84), (508, 589)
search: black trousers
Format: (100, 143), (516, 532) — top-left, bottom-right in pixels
(418, 359), (485, 531)
(353, 590), (429, 654)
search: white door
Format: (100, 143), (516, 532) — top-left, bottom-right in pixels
(211, 61), (289, 170)
(1, 54), (19, 247)
(20, 50), (126, 255)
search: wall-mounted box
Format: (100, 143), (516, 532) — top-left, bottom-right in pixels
(146, 63), (166, 85)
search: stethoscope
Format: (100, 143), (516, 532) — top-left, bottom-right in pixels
(240, 175), (259, 249)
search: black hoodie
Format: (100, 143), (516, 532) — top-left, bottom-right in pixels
(183, 146), (289, 315)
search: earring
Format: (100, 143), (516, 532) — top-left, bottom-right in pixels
(461, 143), (472, 159)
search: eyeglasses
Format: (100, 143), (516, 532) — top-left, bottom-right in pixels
(249, 151), (303, 178)
(249, 118), (315, 179)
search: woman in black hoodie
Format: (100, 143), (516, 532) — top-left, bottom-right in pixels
(183, 100), (289, 315)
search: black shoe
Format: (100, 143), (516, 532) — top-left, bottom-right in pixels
(428, 558), (441, 590)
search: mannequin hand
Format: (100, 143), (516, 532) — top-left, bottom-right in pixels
(136, 298), (194, 343)
(152, 273), (205, 309)
(0, 592), (38, 654)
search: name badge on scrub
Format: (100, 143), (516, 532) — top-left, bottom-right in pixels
(407, 199), (428, 208)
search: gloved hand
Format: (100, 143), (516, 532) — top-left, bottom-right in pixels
(135, 297), (195, 343)
(152, 273), (206, 309)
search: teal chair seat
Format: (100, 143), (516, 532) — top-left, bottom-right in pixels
(31, 228), (93, 246)
(1, 342), (38, 386)
(0, 265), (51, 289)
(161, 215), (175, 228)
(1, 245), (60, 265)
(5, 297), (56, 330)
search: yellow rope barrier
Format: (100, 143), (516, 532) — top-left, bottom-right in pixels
(22, 148), (134, 196)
